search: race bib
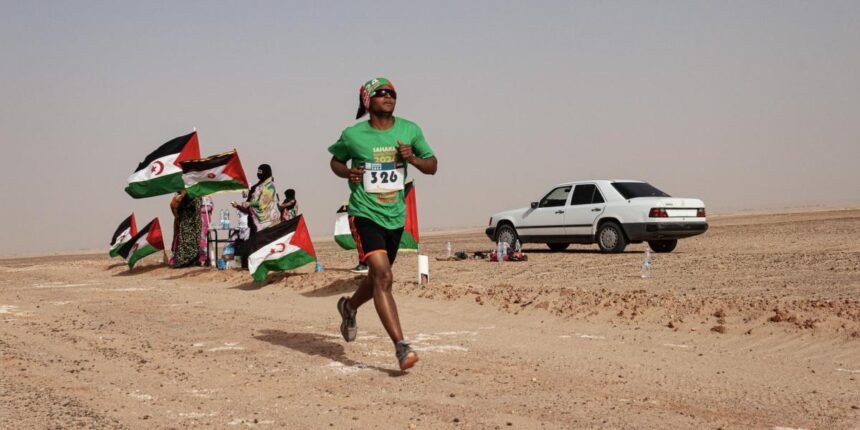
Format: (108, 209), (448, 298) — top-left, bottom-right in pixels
(363, 162), (405, 193)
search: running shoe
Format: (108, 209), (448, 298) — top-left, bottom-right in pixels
(395, 340), (419, 371)
(350, 263), (369, 274)
(337, 296), (357, 342)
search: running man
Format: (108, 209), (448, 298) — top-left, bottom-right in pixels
(328, 77), (438, 371)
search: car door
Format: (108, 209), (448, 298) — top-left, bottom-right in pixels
(564, 184), (606, 238)
(518, 185), (572, 239)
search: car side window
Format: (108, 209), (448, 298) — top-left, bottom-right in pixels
(592, 187), (605, 204)
(539, 186), (571, 208)
(571, 184), (597, 205)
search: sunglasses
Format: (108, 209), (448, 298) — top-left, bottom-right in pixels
(371, 88), (397, 99)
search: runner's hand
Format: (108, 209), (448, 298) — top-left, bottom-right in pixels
(397, 140), (415, 162)
(349, 166), (365, 183)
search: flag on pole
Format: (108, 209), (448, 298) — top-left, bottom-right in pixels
(117, 218), (164, 269)
(399, 181), (419, 250)
(247, 215), (317, 284)
(109, 213), (138, 258)
(333, 203), (356, 250)
(125, 132), (201, 198)
(181, 150), (249, 197)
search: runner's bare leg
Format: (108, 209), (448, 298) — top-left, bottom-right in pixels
(348, 252), (403, 343)
(350, 275), (373, 308)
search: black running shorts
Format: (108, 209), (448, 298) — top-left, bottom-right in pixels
(349, 216), (404, 265)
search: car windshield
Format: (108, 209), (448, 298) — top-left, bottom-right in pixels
(611, 182), (671, 199)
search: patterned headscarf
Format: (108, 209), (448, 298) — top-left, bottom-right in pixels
(356, 77), (395, 119)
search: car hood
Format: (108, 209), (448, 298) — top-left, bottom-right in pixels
(492, 206), (531, 221)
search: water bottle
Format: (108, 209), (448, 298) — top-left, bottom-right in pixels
(496, 240), (505, 263)
(218, 210), (225, 229)
(446, 241), (452, 258)
(514, 239), (521, 253)
(315, 262), (323, 272)
(641, 247), (652, 279)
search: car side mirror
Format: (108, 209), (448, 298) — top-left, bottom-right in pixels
(530, 202), (538, 209)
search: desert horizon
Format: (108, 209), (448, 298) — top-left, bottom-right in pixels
(4, 204), (859, 259)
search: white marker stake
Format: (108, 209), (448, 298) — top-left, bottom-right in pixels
(418, 254), (430, 286)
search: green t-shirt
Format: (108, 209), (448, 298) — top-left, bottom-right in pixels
(328, 117), (434, 229)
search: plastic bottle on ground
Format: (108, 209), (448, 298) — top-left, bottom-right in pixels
(446, 241), (452, 258)
(641, 247), (652, 279)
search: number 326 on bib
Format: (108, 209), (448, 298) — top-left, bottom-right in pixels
(363, 162), (405, 193)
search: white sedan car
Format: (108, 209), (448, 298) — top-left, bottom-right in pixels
(486, 180), (708, 253)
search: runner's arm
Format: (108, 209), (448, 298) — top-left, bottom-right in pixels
(330, 156), (365, 183)
(407, 155), (437, 175)
(397, 140), (437, 175)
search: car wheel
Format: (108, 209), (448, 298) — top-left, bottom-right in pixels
(596, 222), (627, 253)
(495, 224), (518, 249)
(648, 239), (677, 253)
(546, 243), (570, 251)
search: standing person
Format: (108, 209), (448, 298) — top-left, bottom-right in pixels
(169, 190), (203, 268)
(232, 164), (280, 237)
(328, 77), (438, 371)
(236, 191), (250, 241)
(198, 196), (213, 265)
(279, 189), (300, 222)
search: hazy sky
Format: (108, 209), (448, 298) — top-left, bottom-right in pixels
(1, 1), (858, 256)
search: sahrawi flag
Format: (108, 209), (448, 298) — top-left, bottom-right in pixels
(400, 181), (420, 250)
(125, 131), (201, 198)
(117, 218), (164, 269)
(331, 181), (420, 251)
(333, 203), (356, 250)
(109, 213), (138, 258)
(181, 150), (248, 197)
(248, 215), (317, 284)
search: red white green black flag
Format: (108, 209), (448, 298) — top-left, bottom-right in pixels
(181, 150), (249, 198)
(109, 213), (137, 258)
(247, 215), (317, 284)
(400, 181), (419, 251)
(117, 218), (164, 269)
(333, 203), (356, 250)
(125, 132), (201, 198)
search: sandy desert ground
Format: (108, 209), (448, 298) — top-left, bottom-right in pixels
(1, 209), (859, 429)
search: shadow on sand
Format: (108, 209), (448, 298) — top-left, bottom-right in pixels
(113, 264), (166, 276)
(105, 262), (127, 270)
(231, 280), (264, 291)
(320, 267), (358, 273)
(229, 272), (308, 291)
(523, 248), (640, 254)
(163, 267), (211, 280)
(300, 277), (361, 298)
(253, 329), (403, 377)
